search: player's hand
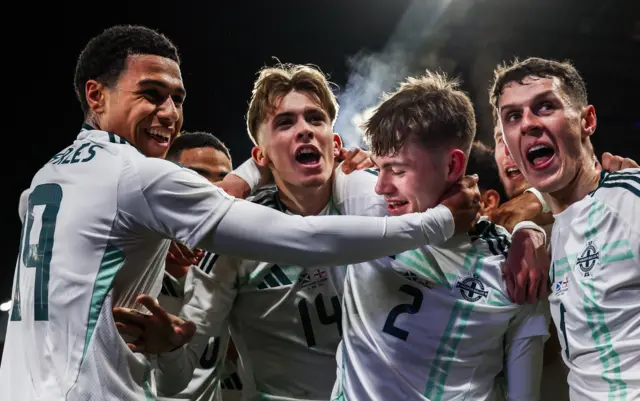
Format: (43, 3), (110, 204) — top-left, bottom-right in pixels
(601, 152), (638, 172)
(113, 295), (196, 354)
(503, 228), (550, 304)
(215, 174), (252, 199)
(338, 146), (373, 174)
(166, 241), (203, 276)
(439, 175), (482, 235)
(487, 191), (554, 233)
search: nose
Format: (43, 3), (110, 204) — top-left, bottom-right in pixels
(295, 119), (315, 142)
(503, 142), (511, 158)
(374, 173), (392, 196)
(157, 97), (180, 125)
(520, 108), (542, 136)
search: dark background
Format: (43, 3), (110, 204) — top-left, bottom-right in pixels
(1, 0), (639, 325)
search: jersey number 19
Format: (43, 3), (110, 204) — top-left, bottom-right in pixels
(11, 183), (63, 322)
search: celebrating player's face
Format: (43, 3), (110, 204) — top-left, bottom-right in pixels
(254, 90), (340, 189)
(98, 55), (185, 158)
(372, 141), (449, 216)
(498, 76), (595, 194)
(177, 147), (232, 184)
(494, 128), (530, 199)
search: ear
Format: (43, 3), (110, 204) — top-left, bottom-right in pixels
(251, 145), (270, 168)
(85, 79), (107, 114)
(332, 133), (343, 158)
(445, 148), (466, 183)
(581, 105), (597, 139)
(480, 189), (501, 213)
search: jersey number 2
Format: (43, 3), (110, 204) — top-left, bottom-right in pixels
(382, 285), (423, 341)
(12, 183), (63, 322)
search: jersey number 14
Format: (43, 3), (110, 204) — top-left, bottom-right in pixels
(298, 294), (342, 348)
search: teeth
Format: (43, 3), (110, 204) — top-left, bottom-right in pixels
(507, 167), (519, 174)
(147, 129), (170, 140)
(298, 148), (316, 155)
(528, 144), (547, 153)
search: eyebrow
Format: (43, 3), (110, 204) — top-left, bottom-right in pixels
(371, 159), (408, 170)
(272, 107), (327, 122)
(500, 90), (556, 113)
(138, 78), (186, 97)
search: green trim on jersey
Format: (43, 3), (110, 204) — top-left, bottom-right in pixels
(590, 170), (640, 199)
(143, 364), (155, 401)
(82, 243), (125, 359)
(423, 250), (487, 400)
(579, 198), (627, 399)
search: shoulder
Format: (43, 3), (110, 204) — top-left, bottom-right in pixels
(469, 218), (512, 258)
(590, 168), (640, 224)
(247, 185), (285, 211)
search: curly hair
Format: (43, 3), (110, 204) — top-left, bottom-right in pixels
(74, 25), (180, 114)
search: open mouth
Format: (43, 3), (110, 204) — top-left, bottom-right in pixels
(146, 129), (171, 145)
(505, 166), (522, 179)
(387, 200), (409, 211)
(295, 146), (321, 166)
(526, 144), (555, 168)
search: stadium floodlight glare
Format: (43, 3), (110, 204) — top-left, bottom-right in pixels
(0, 300), (12, 312)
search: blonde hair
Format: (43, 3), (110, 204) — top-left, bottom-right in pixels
(246, 63), (339, 144)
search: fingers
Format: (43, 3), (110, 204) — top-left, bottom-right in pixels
(170, 242), (200, 266)
(621, 157), (639, 169)
(112, 307), (150, 326)
(526, 267), (540, 304)
(459, 174), (479, 188)
(115, 321), (144, 339)
(340, 147), (371, 174)
(602, 152), (622, 172)
(503, 267), (516, 303)
(514, 262), (529, 305)
(127, 340), (146, 353)
(355, 157), (374, 171)
(136, 295), (173, 325)
(175, 319), (197, 343)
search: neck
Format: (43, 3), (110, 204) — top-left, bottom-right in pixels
(547, 153), (601, 214)
(84, 114), (102, 131)
(274, 174), (334, 216)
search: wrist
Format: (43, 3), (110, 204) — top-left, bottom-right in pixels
(524, 187), (551, 214)
(512, 220), (547, 247)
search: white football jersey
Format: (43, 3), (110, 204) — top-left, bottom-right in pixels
(0, 127), (456, 401)
(548, 168), (640, 401)
(333, 218), (549, 401)
(0, 127), (234, 401)
(156, 256), (231, 401)
(180, 169), (454, 401)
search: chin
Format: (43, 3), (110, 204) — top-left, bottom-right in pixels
(526, 170), (566, 194)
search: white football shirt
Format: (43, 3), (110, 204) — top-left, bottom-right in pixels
(548, 168), (640, 401)
(0, 127), (454, 401)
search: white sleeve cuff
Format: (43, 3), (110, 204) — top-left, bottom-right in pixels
(512, 220), (547, 247)
(230, 158), (262, 192)
(428, 204), (455, 243)
(524, 187), (551, 213)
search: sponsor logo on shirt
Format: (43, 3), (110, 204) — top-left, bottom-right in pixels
(554, 278), (569, 296)
(298, 268), (329, 290)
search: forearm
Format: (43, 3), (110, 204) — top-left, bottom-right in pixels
(504, 336), (545, 401)
(200, 201), (454, 268)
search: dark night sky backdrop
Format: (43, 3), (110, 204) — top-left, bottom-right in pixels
(1, 0), (638, 302)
